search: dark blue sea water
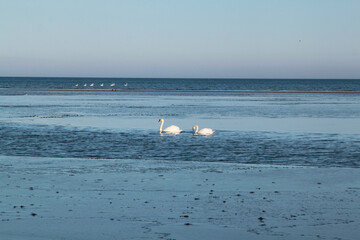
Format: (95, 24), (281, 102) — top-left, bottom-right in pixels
(1, 77), (359, 167)
(1, 77), (360, 92)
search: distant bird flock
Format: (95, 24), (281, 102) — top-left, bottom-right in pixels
(74, 83), (128, 88)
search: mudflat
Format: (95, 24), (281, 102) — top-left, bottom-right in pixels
(1, 156), (359, 240)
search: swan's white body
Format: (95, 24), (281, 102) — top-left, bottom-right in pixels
(90, 83), (94, 87)
(84, 83), (87, 87)
(158, 119), (182, 134)
(193, 125), (215, 135)
(110, 83), (115, 87)
(75, 84), (79, 87)
(124, 83), (128, 87)
(100, 83), (104, 87)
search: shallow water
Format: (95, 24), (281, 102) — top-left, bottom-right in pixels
(1, 122), (359, 167)
(1, 80), (360, 168)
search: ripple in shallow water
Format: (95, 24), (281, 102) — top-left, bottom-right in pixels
(1, 124), (359, 168)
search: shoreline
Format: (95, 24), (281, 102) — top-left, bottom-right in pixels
(1, 156), (359, 239)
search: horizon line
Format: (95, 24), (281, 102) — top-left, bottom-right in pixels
(1, 75), (359, 80)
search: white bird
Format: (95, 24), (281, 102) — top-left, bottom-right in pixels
(158, 118), (182, 134)
(192, 125), (215, 135)
(100, 83), (104, 87)
(110, 83), (115, 87)
(124, 83), (128, 87)
(75, 84), (79, 87)
(84, 83), (87, 87)
(90, 83), (94, 87)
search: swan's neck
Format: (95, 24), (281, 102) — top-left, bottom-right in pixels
(194, 126), (199, 135)
(159, 120), (164, 133)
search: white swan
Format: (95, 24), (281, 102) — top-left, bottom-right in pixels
(100, 83), (104, 87)
(110, 83), (115, 87)
(90, 83), (94, 87)
(75, 84), (79, 87)
(84, 83), (87, 87)
(158, 118), (182, 134)
(192, 125), (215, 135)
(124, 83), (128, 87)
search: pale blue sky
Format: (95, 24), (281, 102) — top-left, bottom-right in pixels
(0, 0), (359, 78)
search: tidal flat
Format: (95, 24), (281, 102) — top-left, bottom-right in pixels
(1, 156), (359, 240)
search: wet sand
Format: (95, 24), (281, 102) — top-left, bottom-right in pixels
(0, 156), (359, 240)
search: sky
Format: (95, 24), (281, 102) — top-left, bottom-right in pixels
(0, 0), (359, 78)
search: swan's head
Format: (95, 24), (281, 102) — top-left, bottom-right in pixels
(192, 125), (199, 132)
(158, 118), (164, 123)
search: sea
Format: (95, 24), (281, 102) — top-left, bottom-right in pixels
(1, 77), (359, 168)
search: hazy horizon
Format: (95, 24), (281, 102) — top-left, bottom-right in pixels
(1, 0), (360, 79)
